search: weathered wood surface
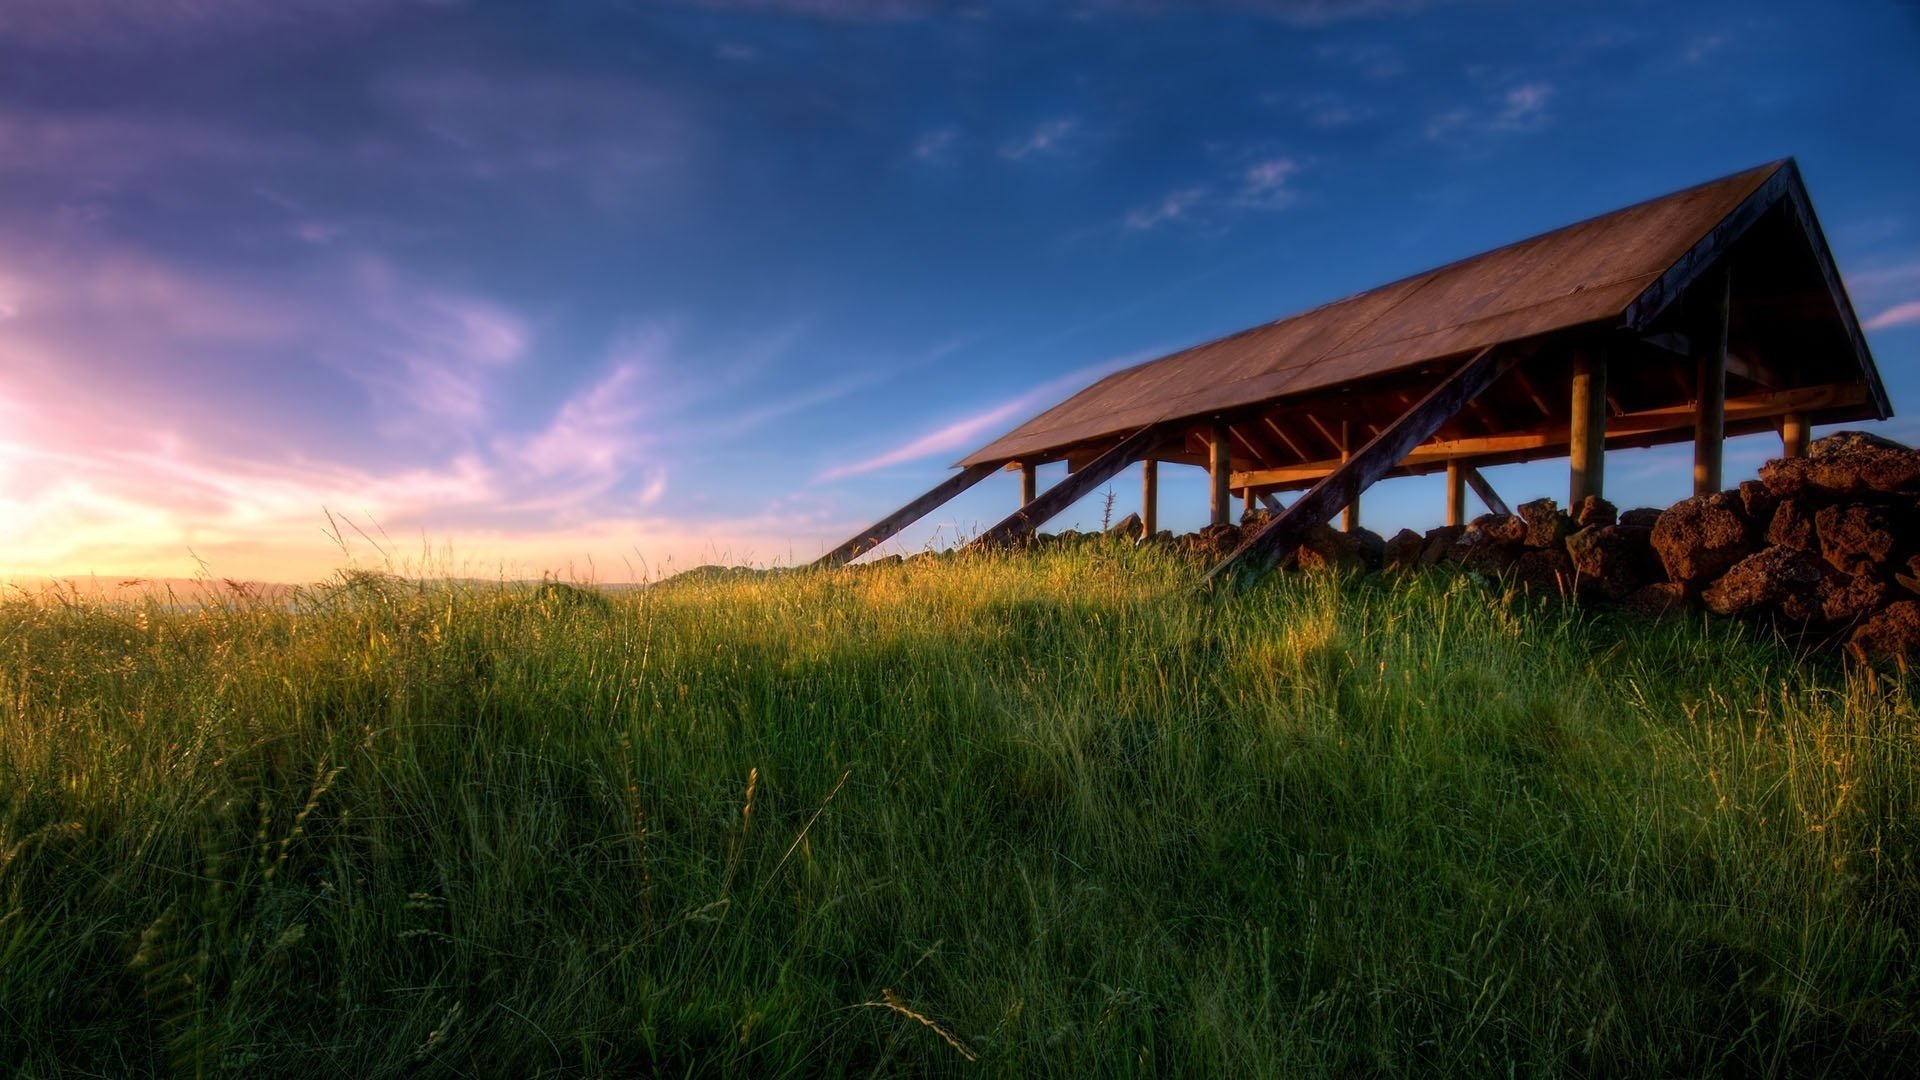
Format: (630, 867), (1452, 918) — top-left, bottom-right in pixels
(1781, 412), (1809, 459)
(1205, 344), (1513, 582)
(1209, 420), (1232, 526)
(1019, 462), (1037, 507)
(1569, 345), (1607, 504)
(1140, 458), (1158, 537)
(1445, 459), (1465, 526)
(812, 463), (997, 568)
(971, 424), (1169, 549)
(1693, 264), (1730, 495)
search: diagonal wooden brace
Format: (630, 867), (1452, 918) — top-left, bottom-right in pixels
(1204, 344), (1518, 583)
(971, 423), (1171, 549)
(812, 463), (998, 568)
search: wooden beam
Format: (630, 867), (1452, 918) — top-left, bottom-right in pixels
(813, 463), (998, 568)
(1464, 466), (1510, 517)
(1569, 345), (1606, 504)
(1261, 417), (1309, 462)
(1338, 420), (1357, 533)
(1019, 462), (1037, 507)
(1260, 493), (1284, 512)
(1694, 264), (1730, 495)
(1445, 459), (1465, 527)
(1205, 345), (1515, 582)
(1209, 419), (1231, 526)
(973, 424), (1169, 549)
(1227, 383), (1863, 490)
(1781, 412), (1809, 459)
(1141, 458), (1158, 537)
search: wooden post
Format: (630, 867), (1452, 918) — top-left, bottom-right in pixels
(1019, 462), (1037, 507)
(1339, 421), (1357, 533)
(1141, 458), (1158, 537)
(813, 463), (998, 568)
(1693, 265), (1730, 495)
(1209, 420), (1231, 526)
(1780, 412), (1809, 459)
(1445, 459), (1465, 526)
(1569, 346), (1607, 504)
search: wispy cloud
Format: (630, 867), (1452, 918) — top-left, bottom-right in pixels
(1865, 300), (1920, 331)
(817, 350), (1157, 480)
(999, 119), (1076, 161)
(1123, 155), (1302, 231)
(1125, 186), (1210, 231)
(1426, 81), (1555, 141)
(913, 128), (958, 161)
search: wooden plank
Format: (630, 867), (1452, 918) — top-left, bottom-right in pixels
(1694, 264), (1730, 495)
(1141, 458), (1158, 536)
(1205, 345), (1513, 581)
(1227, 383), (1862, 489)
(1463, 466), (1510, 517)
(1209, 419), (1231, 526)
(972, 424), (1169, 549)
(1445, 459), (1465, 527)
(813, 463), (998, 568)
(1569, 345), (1606, 503)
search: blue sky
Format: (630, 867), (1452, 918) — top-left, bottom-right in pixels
(1, 0), (1916, 581)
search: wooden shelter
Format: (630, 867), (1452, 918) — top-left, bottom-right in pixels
(816, 159), (1890, 577)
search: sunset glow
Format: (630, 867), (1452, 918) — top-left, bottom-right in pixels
(2, 0), (1915, 584)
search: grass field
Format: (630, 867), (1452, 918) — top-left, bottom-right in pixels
(2, 544), (1915, 1076)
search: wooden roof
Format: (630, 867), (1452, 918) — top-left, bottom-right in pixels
(959, 159), (1887, 470)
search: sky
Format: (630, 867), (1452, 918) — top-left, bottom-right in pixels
(1, 0), (1917, 584)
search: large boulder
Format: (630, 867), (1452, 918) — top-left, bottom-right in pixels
(1761, 431), (1920, 498)
(1513, 548), (1575, 596)
(1566, 524), (1655, 601)
(1848, 600), (1920, 664)
(1572, 495), (1618, 528)
(1619, 507), (1664, 528)
(1382, 528), (1426, 571)
(1466, 513), (1527, 547)
(1417, 524), (1467, 567)
(1350, 527), (1387, 570)
(1105, 512), (1143, 540)
(1819, 571), (1895, 626)
(1518, 497), (1574, 549)
(1815, 503), (1901, 575)
(1898, 555), (1920, 598)
(1767, 497), (1816, 551)
(1651, 491), (1756, 589)
(1294, 523), (1364, 573)
(1701, 547), (1824, 616)
(1624, 582), (1688, 618)
(1737, 480), (1778, 528)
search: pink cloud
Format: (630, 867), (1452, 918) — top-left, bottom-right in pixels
(1864, 300), (1920, 331)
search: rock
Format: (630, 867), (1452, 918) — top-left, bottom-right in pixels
(1619, 507), (1664, 528)
(1898, 555), (1920, 598)
(1624, 582), (1688, 618)
(1466, 513), (1527, 546)
(1767, 497), (1815, 551)
(1382, 528), (1426, 571)
(1651, 492), (1756, 589)
(1518, 498), (1574, 549)
(1351, 527), (1387, 569)
(1513, 548), (1575, 596)
(1701, 547), (1824, 616)
(1566, 525), (1654, 601)
(1819, 571), (1894, 626)
(1240, 508), (1273, 529)
(1815, 503), (1900, 575)
(1848, 600), (1920, 664)
(1764, 431), (1920, 498)
(1737, 480), (1778, 528)
(1571, 495), (1617, 528)
(1461, 536), (1521, 575)
(1294, 523), (1364, 573)
(1187, 523), (1244, 560)
(1417, 525), (1467, 567)
(1104, 512), (1143, 540)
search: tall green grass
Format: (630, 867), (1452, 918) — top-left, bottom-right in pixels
(1, 546), (1914, 1076)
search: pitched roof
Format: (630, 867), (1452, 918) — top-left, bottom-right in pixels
(959, 159), (1881, 468)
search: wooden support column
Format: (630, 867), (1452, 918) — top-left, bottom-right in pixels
(1206, 344), (1516, 583)
(1569, 346), (1607, 504)
(1445, 459), (1465, 527)
(974, 424), (1169, 549)
(813, 463), (998, 568)
(1209, 420), (1231, 526)
(1339, 421), (1358, 533)
(1780, 412), (1809, 459)
(1019, 462), (1037, 507)
(1693, 265), (1730, 495)
(1141, 459), (1158, 537)
(1243, 488), (1258, 519)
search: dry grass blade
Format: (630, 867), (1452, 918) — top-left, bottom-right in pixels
(858, 988), (978, 1063)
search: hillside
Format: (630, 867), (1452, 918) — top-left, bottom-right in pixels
(1, 548), (1914, 1076)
